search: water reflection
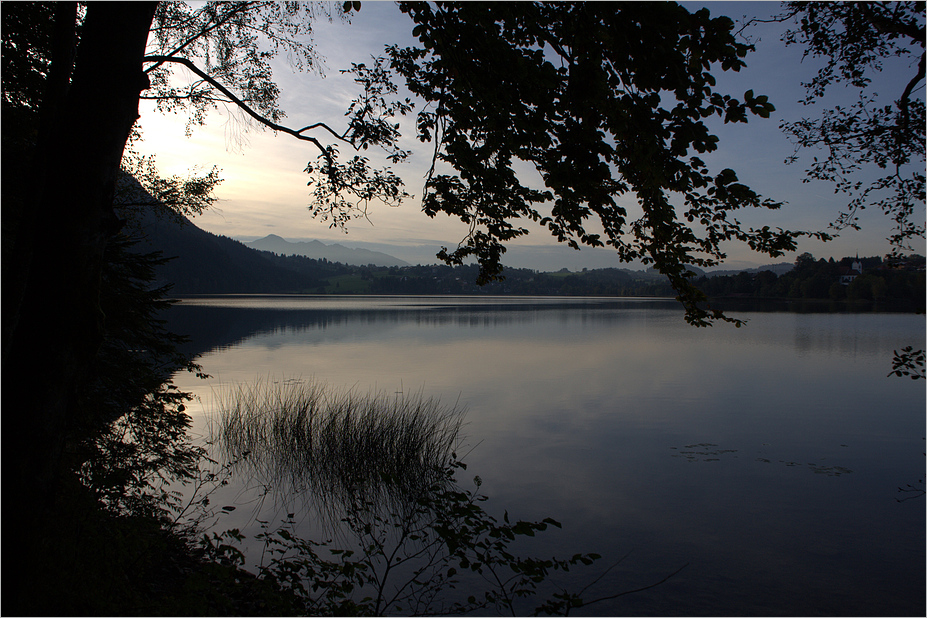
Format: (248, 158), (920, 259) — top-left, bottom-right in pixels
(167, 296), (680, 358)
(201, 374), (609, 616)
(166, 296), (925, 616)
(169, 296), (923, 364)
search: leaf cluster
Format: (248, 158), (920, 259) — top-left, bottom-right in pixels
(120, 152), (223, 220)
(1, 2), (60, 111)
(142, 3), (414, 226)
(306, 147), (411, 227)
(888, 345), (926, 380)
(780, 2), (924, 101)
(387, 2), (824, 325)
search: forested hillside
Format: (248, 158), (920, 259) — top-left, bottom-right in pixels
(128, 208), (324, 294)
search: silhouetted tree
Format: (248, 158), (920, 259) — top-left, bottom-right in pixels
(4, 2), (161, 548)
(767, 1), (926, 381)
(386, 2), (832, 326)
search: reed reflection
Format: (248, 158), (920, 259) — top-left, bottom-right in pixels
(209, 376), (465, 529)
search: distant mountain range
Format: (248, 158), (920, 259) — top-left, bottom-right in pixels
(244, 234), (410, 267)
(241, 235), (796, 275)
(119, 190), (793, 296)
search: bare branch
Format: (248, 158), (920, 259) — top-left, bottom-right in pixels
(295, 121), (351, 142)
(143, 54), (335, 160)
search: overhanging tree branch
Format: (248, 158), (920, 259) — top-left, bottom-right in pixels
(143, 54), (339, 162)
(744, 2), (926, 254)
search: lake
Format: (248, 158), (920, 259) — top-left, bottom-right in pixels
(166, 295), (925, 616)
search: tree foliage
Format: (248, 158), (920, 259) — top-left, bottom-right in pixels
(1, 4), (609, 613)
(745, 2), (926, 390)
(2, 0), (411, 524)
(4, 1), (414, 236)
(768, 2), (925, 253)
(6, 2), (919, 611)
(144, 1), (332, 131)
(376, 2), (832, 326)
(139, 1), (411, 218)
(0, 1), (58, 112)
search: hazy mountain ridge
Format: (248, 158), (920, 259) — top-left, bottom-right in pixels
(120, 192), (804, 297)
(245, 234), (410, 267)
(125, 211), (677, 296)
(242, 234), (796, 275)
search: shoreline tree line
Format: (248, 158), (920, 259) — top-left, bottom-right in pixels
(693, 252), (925, 304)
(197, 243), (927, 306)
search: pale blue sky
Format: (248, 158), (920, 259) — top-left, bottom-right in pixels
(136, 2), (923, 270)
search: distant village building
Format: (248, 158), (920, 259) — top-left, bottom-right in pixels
(837, 256), (863, 285)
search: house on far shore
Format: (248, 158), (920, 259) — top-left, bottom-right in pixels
(837, 256), (863, 285)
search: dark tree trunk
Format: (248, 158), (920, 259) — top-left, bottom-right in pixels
(2, 2), (78, 349)
(3, 2), (158, 608)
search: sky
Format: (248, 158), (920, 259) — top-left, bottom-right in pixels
(134, 1), (924, 271)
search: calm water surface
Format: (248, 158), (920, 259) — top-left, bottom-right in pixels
(166, 296), (925, 616)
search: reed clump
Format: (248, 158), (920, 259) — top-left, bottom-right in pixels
(210, 377), (464, 521)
